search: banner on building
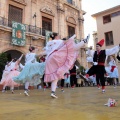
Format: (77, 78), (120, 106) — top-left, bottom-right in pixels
(12, 21), (26, 46)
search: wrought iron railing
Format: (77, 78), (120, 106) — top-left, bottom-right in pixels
(0, 16), (47, 36)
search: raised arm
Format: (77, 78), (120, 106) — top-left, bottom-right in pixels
(87, 48), (95, 57)
(17, 54), (24, 64)
(105, 46), (120, 56)
(7, 59), (14, 66)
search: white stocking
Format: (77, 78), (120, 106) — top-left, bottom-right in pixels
(74, 41), (85, 51)
(51, 80), (58, 92)
(3, 85), (6, 90)
(10, 86), (14, 90)
(25, 81), (29, 90)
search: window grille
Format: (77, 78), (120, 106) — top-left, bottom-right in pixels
(105, 31), (114, 46)
(68, 26), (75, 38)
(103, 15), (111, 24)
(8, 5), (23, 27)
(42, 16), (52, 36)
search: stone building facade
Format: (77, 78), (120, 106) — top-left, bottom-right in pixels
(0, 0), (87, 67)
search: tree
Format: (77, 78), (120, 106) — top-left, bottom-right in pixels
(79, 65), (85, 75)
(75, 60), (85, 75)
(0, 53), (8, 80)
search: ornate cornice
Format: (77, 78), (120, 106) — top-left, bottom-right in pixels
(10, 0), (27, 6)
(66, 16), (76, 25)
(40, 6), (55, 16)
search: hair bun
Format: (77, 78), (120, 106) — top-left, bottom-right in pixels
(50, 33), (58, 40)
(29, 46), (35, 52)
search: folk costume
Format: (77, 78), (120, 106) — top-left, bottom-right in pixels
(86, 39), (119, 93)
(13, 49), (45, 96)
(1, 62), (12, 82)
(0, 55), (23, 93)
(106, 56), (119, 87)
(70, 64), (77, 88)
(25, 52), (37, 65)
(14, 34), (89, 98)
(44, 34), (89, 98)
(108, 59), (119, 78)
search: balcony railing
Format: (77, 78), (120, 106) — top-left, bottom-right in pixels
(0, 17), (46, 36)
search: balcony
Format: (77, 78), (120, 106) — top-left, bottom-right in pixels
(0, 17), (46, 36)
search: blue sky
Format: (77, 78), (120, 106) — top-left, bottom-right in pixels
(82, 0), (120, 47)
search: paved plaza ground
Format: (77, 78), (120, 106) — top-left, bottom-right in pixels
(0, 86), (120, 120)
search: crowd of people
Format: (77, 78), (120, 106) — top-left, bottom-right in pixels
(0, 33), (120, 99)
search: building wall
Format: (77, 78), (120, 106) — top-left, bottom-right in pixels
(0, 0), (87, 67)
(94, 6), (120, 49)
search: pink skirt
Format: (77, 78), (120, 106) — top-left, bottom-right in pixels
(0, 70), (20, 87)
(1, 71), (9, 81)
(44, 39), (77, 82)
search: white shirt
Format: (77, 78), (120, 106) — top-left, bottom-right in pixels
(10, 62), (16, 70)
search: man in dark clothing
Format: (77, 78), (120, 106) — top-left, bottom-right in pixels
(70, 65), (77, 88)
(86, 39), (120, 93)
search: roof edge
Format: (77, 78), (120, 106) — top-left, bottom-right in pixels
(92, 5), (120, 17)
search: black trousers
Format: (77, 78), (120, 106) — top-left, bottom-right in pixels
(61, 79), (64, 88)
(42, 75), (47, 87)
(87, 65), (106, 86)
(70, 75), (77, 87)
(96, 73), (105, 86)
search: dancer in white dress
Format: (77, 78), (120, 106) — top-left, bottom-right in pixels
(1, 60), (13, 92)
(24, 46), (45, 96)
(107, 55), (119, 88)
(1, 54), (23, 93)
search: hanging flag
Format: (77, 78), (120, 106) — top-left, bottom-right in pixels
(12, 21), (26, 46)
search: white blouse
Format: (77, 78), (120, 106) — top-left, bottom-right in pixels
(4, 65), (11, 72)
(109, 60), (116, 66)
(45, 39), (64, 57)
(25, 53), (37, 64)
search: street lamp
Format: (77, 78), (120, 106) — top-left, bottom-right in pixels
(33, 12), (37, 28)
